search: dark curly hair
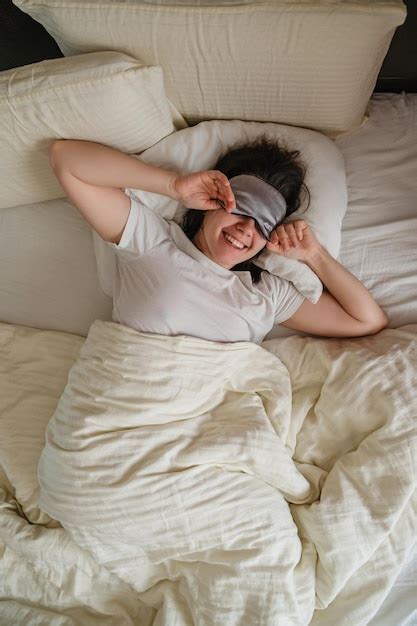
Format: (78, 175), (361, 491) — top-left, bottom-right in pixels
(182, 134), (310, 283)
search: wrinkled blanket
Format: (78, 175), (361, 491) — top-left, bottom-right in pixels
(1, 320), (417, 625)
(35, 320), (417, 625)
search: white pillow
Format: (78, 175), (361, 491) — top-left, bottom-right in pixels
(93, 119), (347, 304)
(0, 50), (186, 210)
(0, 198), (113, 337)
(12, 0), (406, 136)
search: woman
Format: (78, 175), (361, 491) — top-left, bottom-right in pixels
(48, 135), (387, 342)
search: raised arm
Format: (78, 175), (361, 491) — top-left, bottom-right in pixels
(267, 221), (388, 337)
(48, 139), (180, 243)
(48, 139), (236, 244)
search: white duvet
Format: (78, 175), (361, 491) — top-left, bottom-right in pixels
(1, 321), (417, 625)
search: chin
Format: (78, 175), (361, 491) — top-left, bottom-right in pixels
(218, 246), (249, 263)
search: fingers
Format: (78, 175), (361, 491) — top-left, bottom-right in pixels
(271, 221), (307, 250)
(206, 198), (223, 211)
(209, 170), (235, 212)
(273, 224), (296, 251)
(294, 221), (305, 240)
(266, 240), (284, 254)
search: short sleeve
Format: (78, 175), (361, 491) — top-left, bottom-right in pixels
(107, 192), (170, 260)
(271, 275), (305, 324)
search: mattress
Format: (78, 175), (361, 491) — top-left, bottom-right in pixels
(1, 92), (416, 623)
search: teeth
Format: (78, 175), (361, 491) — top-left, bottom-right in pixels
(224, 232), (245, 249)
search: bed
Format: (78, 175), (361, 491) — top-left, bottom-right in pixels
(1, 1), (416, 625)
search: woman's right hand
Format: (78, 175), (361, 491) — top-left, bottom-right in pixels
(172, 170), (236, 212)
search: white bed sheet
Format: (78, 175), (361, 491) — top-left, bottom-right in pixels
(334, 94), (417, 624)
(336, 93), (417, 327)
(261, 92), (417, 340)
(338, 94), (417, 623)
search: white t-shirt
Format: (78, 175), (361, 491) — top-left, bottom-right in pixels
(107, 197), (305, 344)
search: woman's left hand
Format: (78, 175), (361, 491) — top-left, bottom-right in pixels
(173, 170), (236, 212)
(266, 220), (322, 262)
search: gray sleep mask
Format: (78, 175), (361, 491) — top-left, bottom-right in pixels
(224, 174), (287, 241)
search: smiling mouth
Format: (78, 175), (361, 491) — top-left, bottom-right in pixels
(223, 231), (248, 250)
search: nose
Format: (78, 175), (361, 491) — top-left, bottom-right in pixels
(236, 216), (256, 239)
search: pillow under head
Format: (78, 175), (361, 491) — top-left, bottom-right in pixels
(93, 119), (348, 304)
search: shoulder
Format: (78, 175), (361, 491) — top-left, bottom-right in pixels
(256, 269), (287, 295)
(258, 271), (306, 323)
(110, 195), (172, 259)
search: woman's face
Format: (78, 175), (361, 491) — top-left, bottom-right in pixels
(194, 209), (267, 269)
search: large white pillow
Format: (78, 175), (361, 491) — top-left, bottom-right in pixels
(0, 50), (186, 210)
(93, 119), (347, 304)
(0, 198), (112, 336)
(12, 0), (406, 136)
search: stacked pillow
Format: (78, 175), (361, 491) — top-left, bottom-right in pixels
(12, 0), (406, 136)
(0, 50), (185, 209)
